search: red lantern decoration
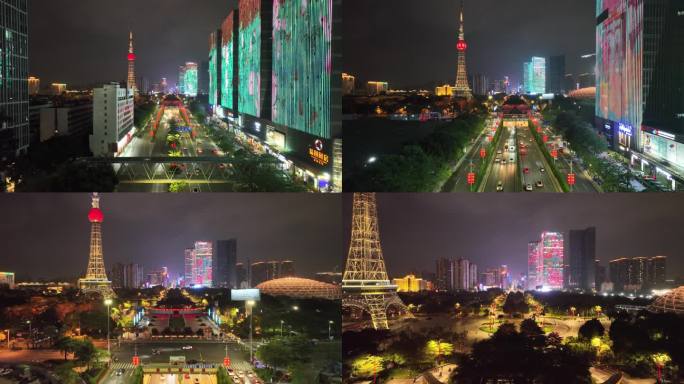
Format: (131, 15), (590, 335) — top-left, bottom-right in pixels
(480, 148), (486, 159)
(543, 135), (548, 143)
(567, 173), (576, 186)
(467, 172), (476, 185)
(223, 357), (231, 367)
(132, 356), (140, 366)
(551, 149), (558, 159)
(487, 135), (492, 142)
(537, 126), (542, 133)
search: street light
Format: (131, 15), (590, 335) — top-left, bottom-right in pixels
(246, 300), (255, 364)
(328, 321), (334, 341)
(26, 321), (31, 350)
(104, 298), (113, 365)
(292, 305), (299, 311)
(280, 320), (284, 337)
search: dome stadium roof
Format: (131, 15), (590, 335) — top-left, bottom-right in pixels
(649, 286), (684, 315)
(256, 277), (341, 300)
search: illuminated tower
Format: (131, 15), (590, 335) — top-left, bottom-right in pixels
(453, 0), (472, 99)
(127, 31), (137, 94)
(342, 193), (411, 330)
(78, 193), (114, 298)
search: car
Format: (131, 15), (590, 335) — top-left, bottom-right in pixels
(523, 167), (530, 174)
(116, 369), (124, 376)
(525, 183), (533, 191)
(501, 159), (506, 165)
(496, 181), (504, 192)
(196, 148), (203, 154)
(497, 150), (502, 155)
(540, 167), (545, 173)
(535, 180), (544, 188)
(509, 157), (514, 162)
(182, 345), (193, 350)
(494, 157), (501, 163)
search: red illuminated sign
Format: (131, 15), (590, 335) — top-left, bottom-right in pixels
(567, 173), (576, 186)
(223, 357), (231, 367)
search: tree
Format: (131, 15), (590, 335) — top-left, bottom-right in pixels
(578, 319), (605, 340)
(350, 354), (384, 378)
(217, 366), (234, 384)
(50, 160), (118, 192)
(74, 339), (97, 369)
(54, 362), (81, 384)
(55, 337), (78, 360)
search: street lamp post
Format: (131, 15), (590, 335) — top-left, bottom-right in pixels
(246, 300), (255, 364)
(104, 298), (113, 365)
(280, 320), (284, 337)
(26, 321), (31, 350)
(328, 320), (334, 341)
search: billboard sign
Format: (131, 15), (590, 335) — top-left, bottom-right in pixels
(231, 288), (261, 301)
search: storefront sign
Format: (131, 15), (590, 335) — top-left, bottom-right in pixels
(309, 139), (330, 166)
(618, 123), (633, 137)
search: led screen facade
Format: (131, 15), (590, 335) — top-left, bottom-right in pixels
(238, 0), (262, 117)
(209, 32), (218, 106)
(221, 13), (235, 111)
(272, 0), (333, 139)
(596, 0), (643, 128)
(184, 63), (198, 97)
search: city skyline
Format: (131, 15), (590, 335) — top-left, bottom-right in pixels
(28, 0), (237, 87)
(0, 194), (343, 281)
(344, 194), (684, 280)
(343, 0), (595, 89)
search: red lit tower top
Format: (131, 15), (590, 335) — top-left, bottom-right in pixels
(456, 1), (467, 52)
(88, 193), (104, 223)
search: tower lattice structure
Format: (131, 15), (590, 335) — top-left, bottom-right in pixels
(342, 193), (410, 330)
(78, 193), (114, 298)
(453, 0), (472, 99)
(127, 31), (137, 94)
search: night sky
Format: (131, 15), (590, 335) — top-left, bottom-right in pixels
(343, 194), (684, 281)
(28, 0), (237, 88)
(0, 194), (343, 281)
(343, 0), (596, 89)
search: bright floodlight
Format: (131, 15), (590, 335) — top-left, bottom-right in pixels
(367, 156), (377, 164)
(104, 299), (113, 306)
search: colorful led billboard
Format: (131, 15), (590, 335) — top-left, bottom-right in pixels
(209, 32), (218, 106)
(238, 0), (262, 117)
(272, 0), (333, 139)
(221, 12), (235, 111)
(596, 0), (643, 127)
(541, 232), (564, 290)
(183, 63), (198, 97)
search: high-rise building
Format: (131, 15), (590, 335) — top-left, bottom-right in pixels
(609, 256), (667, 292)
(366, 81), (388, 96)
(198, 60), (209, 95)
(39, 102), (93, 141)
(213, 239), (237, 288)
(469, 73), (488, 96)
(77, 193), (114, 298)
(137, 76), (150, 95)
(342, 73), (355, 95)
(208, 30), (222, 108)
(596, 0), (684, 164)
(469, 263), (478, 290)
(235, 262), (247, 288)
(147, 267), (168, 287)
(28, 77), (40, 95)
(455, 258), (470, 290)
(595, 260), (607, 289)
(546, 55), (565, 94)
(126, 32), (137, 94)
(114, 264), (142, 288)
(184, 248), (194, 285)
(0, 0), (29, 159)
(160, 78), (168, 94)
(452, 1), (472, 99)
(523, 57), (546, 94)
(192, 241), (213, 287)
(567, 227), (596, 291)
(435, 258), (451, 291)
(89, 83), (134, 157)
(540, 232), (564, 290)
(488, 79), (507, 94)
(178, 62), (198, 97)
(564, 74), (576, 93)
(527, 241), (541, 289)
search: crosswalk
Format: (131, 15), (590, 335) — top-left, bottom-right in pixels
(111, 362), (136, 370)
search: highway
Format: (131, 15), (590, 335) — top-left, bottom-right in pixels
(481, 124), (518, 192)
(444, 114), (501, 192)
(116, 105), (229, 192)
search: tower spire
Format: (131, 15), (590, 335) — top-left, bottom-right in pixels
(459, 0), (464, 39)
(78, 193), (114, 298)
(127, 31), (137, 94)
